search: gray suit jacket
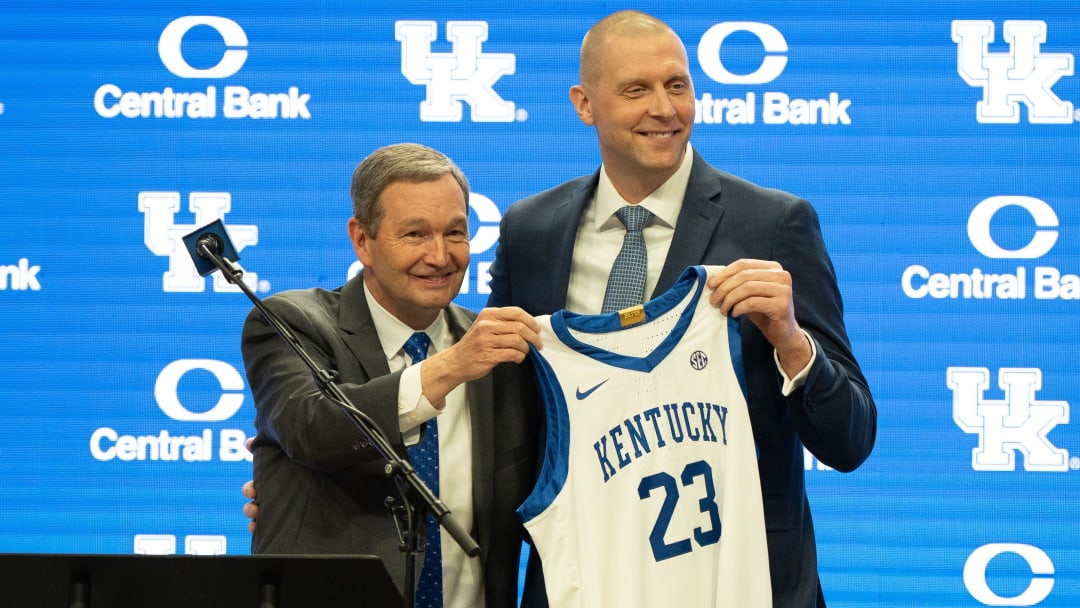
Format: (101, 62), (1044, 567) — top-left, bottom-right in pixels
(488, 150), (877, 607)
(242, 274), (540, 607)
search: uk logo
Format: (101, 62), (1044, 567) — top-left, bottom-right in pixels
(138, 191), (259, 293)
(395, 21), (517, 122)
(949, 367), (1070, 471)
(952, 20), (1075, 124)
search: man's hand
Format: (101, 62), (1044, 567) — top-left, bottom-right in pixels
(242, 438), (258, 533)
(242, 480), (258, 533)
(420, 307), (542, 403)
(706, 259), (811, 376)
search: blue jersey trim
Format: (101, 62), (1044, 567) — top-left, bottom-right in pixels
(549, 265), (707, 372)
(727, 315), (747, 401)
(517, 344), (571, 523)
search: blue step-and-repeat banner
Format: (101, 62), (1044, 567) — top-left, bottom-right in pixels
(2, 1), (1078, 605)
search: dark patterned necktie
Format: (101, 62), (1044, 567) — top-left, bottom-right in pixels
(403, 332), (441, 608)
(602, 205), (654, 313)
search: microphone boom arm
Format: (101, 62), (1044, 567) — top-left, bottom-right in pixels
(185, 224), (479, 608)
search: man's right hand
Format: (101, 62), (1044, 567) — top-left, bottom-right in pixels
(242, 480), (258, 533)
(419, 306), (542, 403)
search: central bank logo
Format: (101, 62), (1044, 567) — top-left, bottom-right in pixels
(967, 196), (1058, 259)
(901, 196), (1080, 300)
(694, 22), (851, 126)
(156, 359), (245, 422)
(965, 543), (1055, 606)
(139, 191), (261, 293)
(396, 21), (517, 122)
(698, 22), (788, 85)
(159, 16), (249, 78)
(95, 16), (311, 119)
(89, 359), (252, 463)
(952, 20), (1076, 124)
(949, 367), (1070, 471)
(1, 258), (41, 291)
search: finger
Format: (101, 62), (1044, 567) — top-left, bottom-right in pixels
(487, 331), (537, 356)
(477, 317), (543, 350)
(706, 266), (734, 289)
(718, 278), (790, 317)
(511, 321), (542, 349)
(709, 273), (748, 310)
(486, 306), (542, 333)
(707, 282), (729, 307)
(727, 295), (774, 320)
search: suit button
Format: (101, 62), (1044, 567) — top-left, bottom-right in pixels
(352, 440), (370, 450)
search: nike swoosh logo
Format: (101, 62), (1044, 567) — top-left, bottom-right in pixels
(575, 379), (610, 400)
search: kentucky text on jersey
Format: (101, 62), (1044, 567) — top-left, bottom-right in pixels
(594, 401), (730, 483)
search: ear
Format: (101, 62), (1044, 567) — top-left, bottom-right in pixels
(347, 218), (373, 266)
(569, 85), (594, 126)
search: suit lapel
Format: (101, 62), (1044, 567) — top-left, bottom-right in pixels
(656, 151), (726, 294)
(337, 275), (392, 379)
(544, 174), (598, 313)
(445, 306), (495, 559)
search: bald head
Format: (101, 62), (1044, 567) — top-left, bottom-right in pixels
(579, 11), (682, 90)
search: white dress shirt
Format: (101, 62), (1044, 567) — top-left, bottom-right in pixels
(565, 143), (814, 393)
(363, 282), (483, 608)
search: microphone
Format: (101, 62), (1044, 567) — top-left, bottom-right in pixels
(197, 232), (223, 256)
(182, 219), (240, 277)
(179, 218), (481, 580)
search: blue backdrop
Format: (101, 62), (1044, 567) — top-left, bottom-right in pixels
(2, 1), (1078, 605)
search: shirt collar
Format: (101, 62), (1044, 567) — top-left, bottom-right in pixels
(362, 278), (449, 359)
(594, 142), (694, 231)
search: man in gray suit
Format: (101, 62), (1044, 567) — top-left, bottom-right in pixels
(241, 143), (542, 608)
(487, 10), (877, 607)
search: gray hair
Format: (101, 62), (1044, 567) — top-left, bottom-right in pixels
(350, 143), (470, 237)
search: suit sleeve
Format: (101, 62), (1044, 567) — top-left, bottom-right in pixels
(241, 293), (405, 472)
(486, 206), (515, 309)
(775, 199), (877, 472)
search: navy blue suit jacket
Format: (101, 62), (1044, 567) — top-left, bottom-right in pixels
(488, 150), (877, 607)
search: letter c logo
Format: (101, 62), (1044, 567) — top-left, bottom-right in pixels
(155, 359), (245, 421)
(468, 193), (502, 255)
(967, 196), (1058, 259)
(159, 16), (248, 78)
(964, 543), (1054, 606)
(698, 22), (788, 85)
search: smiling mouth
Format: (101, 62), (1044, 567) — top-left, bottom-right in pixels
(640, 130), (678, 139)
(414, 271), (457, 285)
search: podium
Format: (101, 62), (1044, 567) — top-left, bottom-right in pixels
(0, 553), (402, 607)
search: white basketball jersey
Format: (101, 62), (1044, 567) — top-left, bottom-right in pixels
(519, 265), (771, 608)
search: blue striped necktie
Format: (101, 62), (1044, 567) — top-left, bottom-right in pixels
(602, 205), (654, 313)
(403, 332), (442, 608)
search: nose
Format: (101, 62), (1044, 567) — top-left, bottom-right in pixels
(646, 88), (677, 118)
(423, 236), (450, 266)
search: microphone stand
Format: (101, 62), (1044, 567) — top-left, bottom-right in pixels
(191, 234), (479, 608)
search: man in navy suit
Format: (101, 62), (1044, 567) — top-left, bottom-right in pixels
(487, 10), (877, 607)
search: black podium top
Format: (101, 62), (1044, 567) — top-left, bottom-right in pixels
(0, 553), (402, 608)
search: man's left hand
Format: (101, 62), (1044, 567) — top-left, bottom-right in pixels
(706, 259), (811, 376)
